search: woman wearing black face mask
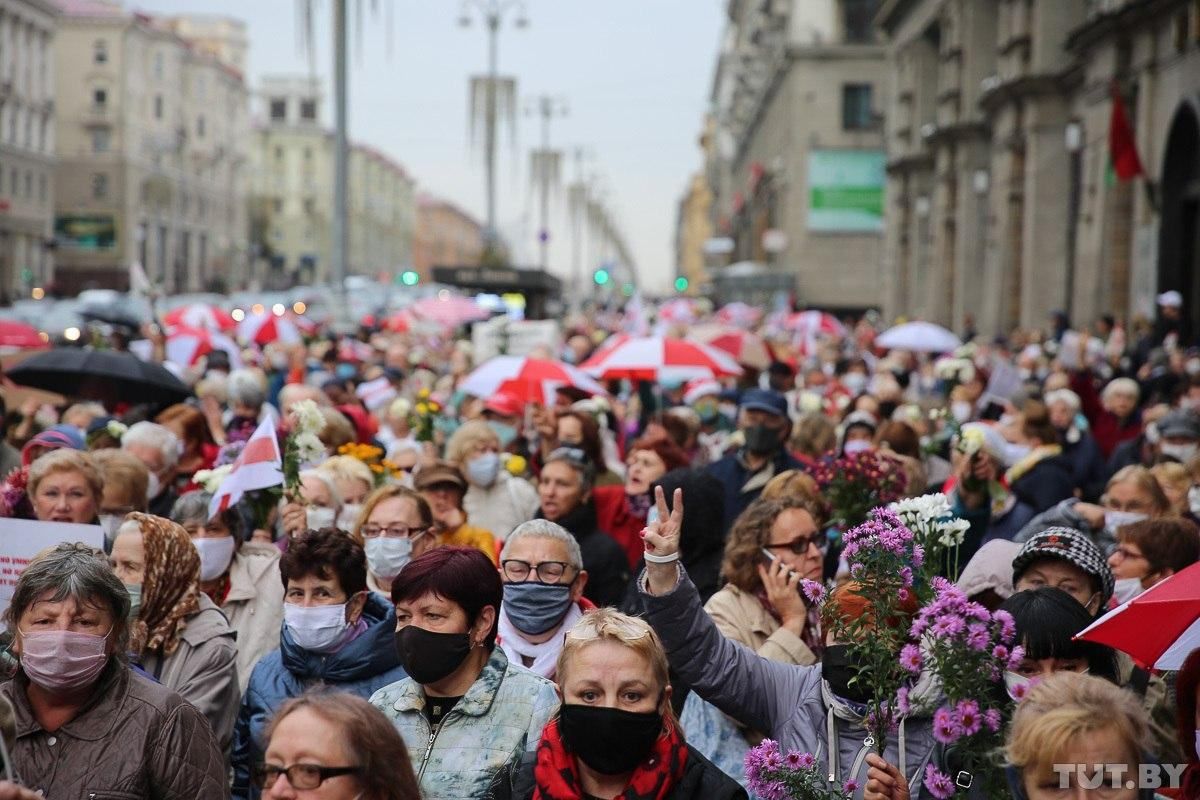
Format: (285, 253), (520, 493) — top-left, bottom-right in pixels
(369, 546), (560, 800)
(506, 608), (746, 800)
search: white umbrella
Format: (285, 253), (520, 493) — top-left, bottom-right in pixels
(876, 321), (961, 353)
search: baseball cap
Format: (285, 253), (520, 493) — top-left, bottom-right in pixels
(1011, 527), (1115, 607)
(414, 461), (467, 492)
(739, 388), (788, 418)
(1156, 409), (1200, 440)
(1157, 290), (1183, 308)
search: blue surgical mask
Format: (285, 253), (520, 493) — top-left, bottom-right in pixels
(124, 583), (142, 620)
(488, 421), (519, 447)
(465, 452), (501, 487)
(502, 582), (574, 636)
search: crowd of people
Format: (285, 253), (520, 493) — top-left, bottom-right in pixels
(0, 296), (1197, 800)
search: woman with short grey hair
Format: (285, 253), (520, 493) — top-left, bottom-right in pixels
(0, 542), (226, 797)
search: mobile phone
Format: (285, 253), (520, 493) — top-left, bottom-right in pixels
(760, 547), (799, 580)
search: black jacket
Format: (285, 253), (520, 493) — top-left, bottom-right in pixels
(1009, 454), (1075, 515)
(542, 502), (629, 608)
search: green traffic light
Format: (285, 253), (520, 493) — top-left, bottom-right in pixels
(674, 277), (689, 292)
(400, 271), (419, 286)
(594, 269), (610, 286)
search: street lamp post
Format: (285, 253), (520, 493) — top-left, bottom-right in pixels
(332, 0), (350, 325)
(527, 94), (567, 271)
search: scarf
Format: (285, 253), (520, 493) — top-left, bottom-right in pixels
(1003, 444), (1062, 485)
(533, 717), (688, 800)
(497, 603), (583, 679)
(127, 512), (202, 658)
(626, 491), (652, 520)
(753, 587), (825, 658)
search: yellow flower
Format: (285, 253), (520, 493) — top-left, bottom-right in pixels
(506, 455), (527, 476)
(416, 403), (429, 415)
(429, 402), (441, 413)
(418, 388), (431, 399)
(369, 463), (384, 473)
(338, 443), (352, 454)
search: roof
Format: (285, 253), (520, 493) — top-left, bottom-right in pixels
(56, 0), (124, 18)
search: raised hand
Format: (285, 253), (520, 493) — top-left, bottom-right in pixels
(757, 559), (807, 631)
(863, 753), (910, 800)
(642, 485), (683, 596)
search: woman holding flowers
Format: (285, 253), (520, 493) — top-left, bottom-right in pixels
(639, 487), (940, 798)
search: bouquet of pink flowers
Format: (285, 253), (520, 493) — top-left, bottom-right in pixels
(744, 739), (856, 800)
(902, 578), (1022, 799)
(811, 451), (908, 531)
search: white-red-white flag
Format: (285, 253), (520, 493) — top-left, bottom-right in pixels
(208, 419), (284, 518)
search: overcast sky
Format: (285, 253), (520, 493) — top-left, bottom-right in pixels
(131, 0), (725, 292)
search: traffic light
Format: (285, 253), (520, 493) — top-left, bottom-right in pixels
(674, 276), (689, 293)
(593, 268), (610, 286)
(399, 270), (419, 286)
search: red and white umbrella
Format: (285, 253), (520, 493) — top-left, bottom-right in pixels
(408, 295), (490, 327)
(786, 310), (846, 337)
(1076, 561), (1200, 670)
(657, 298), (699, 325)
(0, 319), (48, 350)
(580, 336), (743, 382)
(165, 325), (243, 368)
(460, 356), (609, 405)
(694, 326), (775, 370)
(163, 303), (237, 332)
(715, 302), (763, 328)
(238, 311), (302, 346)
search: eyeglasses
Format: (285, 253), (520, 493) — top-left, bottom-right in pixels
(252, 763), (362, 790)
(1111, 546), (1147, 562)
(565, 614), (652, 642)
(548, 447), (590, 467)
(360, 524), (428, 539)
(502, 559), (576, 584)
(764, 530), (827, 555)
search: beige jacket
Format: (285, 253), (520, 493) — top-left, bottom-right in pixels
(703, 583), (817, 666)
(140, 593), (240, 754)
(224, 541), (285, 692)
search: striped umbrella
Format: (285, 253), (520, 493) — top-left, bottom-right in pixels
(460, 356), (609, 405)
(165, 325), (243, 368)
(163, 303), (237, 332)
(694, 326), (775, 370)
(238, 311), (302, 346)
(715, 302), (763, 328)
(580, 336), (743, 382)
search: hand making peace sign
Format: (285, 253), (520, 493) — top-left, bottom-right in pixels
(642, 485), (685, 596)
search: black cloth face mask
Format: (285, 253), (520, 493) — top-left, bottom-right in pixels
(822, 644), (871, 705)
(558, 703), (663, 775)
(394, 625), (473, 685)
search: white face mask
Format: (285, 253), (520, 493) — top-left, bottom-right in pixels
(950, 401), (973, 424)
(337, 503), (363, 532)
(1189, 485), (1200, 516)
(1111, 577), (1145, 606)
(306, 506), (337, 531)
(146, 472), (162, 500)
(1104, 510), (1148, 533)
(1160, 442), (1199, 464)
(364, 536), (416, 580)
(843, 439), (873, 455)
(192, 536), (236, 582)
(1003, 671), (1034, 702)
(842, 373), (867, 394)
(284, 601), (351, 653)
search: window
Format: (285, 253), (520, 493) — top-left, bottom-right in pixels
(9, 169), (17, 196)
(843, 0), (876, 43)
(91, 172), (107, 199)
(93, 88), (107, 107)
(154, 94), (163, 120)
(38, 173), (45, 203)
(93, 39), (107, 64)
(303, 197), (315, 215)
(303, 146), (312, 160)
(24, 171), (31, 198)
(273, 198), (283, 213)
(300, 99), (317, 121)
(842, 83), (874, 130)
(153, 52), (164, 80)
(269, 98), (286, 121)
(196, 115), (205, 138)
(91, 128), (109, 153)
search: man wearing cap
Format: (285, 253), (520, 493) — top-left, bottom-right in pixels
(1154, 408), (1200, 464)
(705, 388), (805, 530)
(1153, 289), (1191, 349)
(1010, 526), (1182, 762)
(414, 461), (498, 563)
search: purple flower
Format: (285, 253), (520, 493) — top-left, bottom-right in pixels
(966, 624), (990, 652)
(930, 576), (952, 593)
(899, 644), (923, 674)
(932, 707), (962, 744)
(955, 699), (982, 736)
(798, 752), (816, 770)
(899, 566), (914, 587)
(895, 685), (912, 716)
(964, 601), (991, 622)
(843, 778), (860, 794)
(910, 617), (929, 638)
(801, 579), (826, 605)
(912, 544), (925, 568)
(993, 609), (1016, 642)
(991, 644), (1009, 662)
(1007, 645), (1026, 671)
(764, 751), (782, 770)
(983, 708), (1003, 732)
(923, 765), (957, 800)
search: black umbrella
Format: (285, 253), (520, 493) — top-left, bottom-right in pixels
(77, 300), (149, 330)
(6, 348), (191, 405)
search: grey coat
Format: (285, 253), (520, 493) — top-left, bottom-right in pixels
(639, 568), (939, 799)
(1012, 498), (1115, 553)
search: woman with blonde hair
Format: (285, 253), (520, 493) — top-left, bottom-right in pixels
(352, 484), (436, 594)
(509, 608), (745, 799)
(318, 454), (376, 529)
(1150, 460), (1196, 521)
(445, 419), (539, 541)
(25, 448), (102, 525)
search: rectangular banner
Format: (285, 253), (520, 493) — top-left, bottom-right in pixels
(807, 150), (886, 233)
(54, 214), (118, 250)
(0, 519), (105, 623)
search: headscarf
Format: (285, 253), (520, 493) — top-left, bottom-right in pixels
(20, 426), (83, 467)
(125, 512), (201, 658)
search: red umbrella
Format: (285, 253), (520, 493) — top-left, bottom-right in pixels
(408, 295), (489, 327)
(658, 298), (699, 324)
(0, 319), (49, 350)
(580, 335), (743, 382)
(1076, 560), (1200, 670)
(715, 302), (763, 328)
(163, 303), (237, 332)
(238, 311), (302, 346)
(460, 356), (609, 405)
(694, 326), (775, 370)
(164, 325), (242, 367)
(786, 310), (846, 336)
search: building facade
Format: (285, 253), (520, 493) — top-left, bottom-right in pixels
(702, 0), (888, 312)
(53, 0), (250, 294)
(674, 169), (713, 296)
(412, 193), (484, 278)
(878, 0), (1200, 335)
(0, 0), (56, 302)
(248, 75), (415, 287)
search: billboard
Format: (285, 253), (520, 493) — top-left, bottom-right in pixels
(807, 150), (885, 232)
(54, 214), (117, 250)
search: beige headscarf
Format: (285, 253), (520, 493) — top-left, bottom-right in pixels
(125, 513), (201, 658)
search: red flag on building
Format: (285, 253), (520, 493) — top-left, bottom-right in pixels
(1109, 82), (1145, 181)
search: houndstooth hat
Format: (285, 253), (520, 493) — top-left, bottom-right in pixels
(1011, 527), (1115, 608)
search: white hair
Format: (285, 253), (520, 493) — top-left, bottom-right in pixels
(299, 469), (342, 511)
(1102, 378), (1140, 403)
(121, 421), (182, 468)
(226, 368), (266, 410)
(501, 519), (584, 570)
(1044, 388), (1081, 412)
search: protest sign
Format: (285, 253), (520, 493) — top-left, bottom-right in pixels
(0, 519), (105, 623)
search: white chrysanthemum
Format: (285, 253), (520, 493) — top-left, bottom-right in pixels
(293, 432), (325, 463)
(292, 399), (326, 436)
(193, 464), (233, 495)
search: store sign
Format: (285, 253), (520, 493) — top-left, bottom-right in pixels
(54, 214), (117, 250)
(807, 150), (885, 232)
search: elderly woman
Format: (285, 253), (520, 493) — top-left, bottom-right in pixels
(552, 410), (622, 487)
(233, 530), (406, 799)
(279, 468), (344, 539)
(1015, 464), (1171, 552)
(1106, 517), (1200, 604)
(1045, 387), (1107, 498)
(172, 490), (285, 690)
(446, 420), (540, 541)
(592, 437), (690, 567)
(226, 367), (272, 443)
(156, 403), (221, 484)
(370, 546), (558, 800)
(415, 461), (496, 561)
(91, 448), (149, 546)
(352, 485), (437, 595)
(509, 609), (746, 800)
(109, 512), (240, 751)
(121, 421), (183, 518)
(25, 449), (102, 525)
(537, 447), (629, 608)
(257, 692), (420, 800)
(317, 454), (375, 529)
(1070, 372), (1143, 460)
(0, 542), (226, 796)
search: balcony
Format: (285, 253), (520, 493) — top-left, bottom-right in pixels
(83, 103), (112, 128)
